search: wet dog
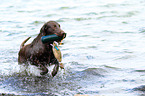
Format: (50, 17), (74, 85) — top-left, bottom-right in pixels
(18, 21), (66, 76)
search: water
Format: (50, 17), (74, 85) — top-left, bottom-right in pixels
(1, 0), (145, 95)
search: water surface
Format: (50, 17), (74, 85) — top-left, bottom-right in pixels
(1, 0), (145, 95)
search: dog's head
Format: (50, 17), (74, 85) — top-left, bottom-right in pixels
(40, 21), (66, 40)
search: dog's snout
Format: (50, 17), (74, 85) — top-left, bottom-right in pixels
(59, 30), (66, 38)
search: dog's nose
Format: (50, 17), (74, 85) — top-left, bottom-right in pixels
(62, 33), (66, 38)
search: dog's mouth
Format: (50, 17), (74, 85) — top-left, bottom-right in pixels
(55, 33), (66, 39)
(41, 33), (66, 44)
(56, 33), (66, 44)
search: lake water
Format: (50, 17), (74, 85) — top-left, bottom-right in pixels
(1, 0), (145, 95)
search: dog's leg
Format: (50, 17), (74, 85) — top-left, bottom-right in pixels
(51, 59), (59, 77)
(51, 63), (59, 77)
(38, 64), (48, 75)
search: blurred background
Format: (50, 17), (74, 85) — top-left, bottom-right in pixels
(1, 0), (145, 95)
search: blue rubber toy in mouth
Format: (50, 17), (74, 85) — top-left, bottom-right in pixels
(41, 34), (63, 43)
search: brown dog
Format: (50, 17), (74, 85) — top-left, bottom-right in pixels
(18, 21), (66, 77)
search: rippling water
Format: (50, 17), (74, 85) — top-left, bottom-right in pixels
(1, 0), (145, 95)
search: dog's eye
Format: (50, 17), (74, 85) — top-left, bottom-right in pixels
(59, 25), (60, 27)
(54, 25), (57, 27)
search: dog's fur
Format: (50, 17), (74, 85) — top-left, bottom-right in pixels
(18, 21), (66, 76)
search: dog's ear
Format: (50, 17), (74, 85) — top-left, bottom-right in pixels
(40, 24), (47, 34)
(40, 23), (51, 35)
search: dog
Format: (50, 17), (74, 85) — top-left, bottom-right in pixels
(18, 21), (66, 77)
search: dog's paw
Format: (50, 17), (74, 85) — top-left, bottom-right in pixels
(38, 64), (48, 75)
